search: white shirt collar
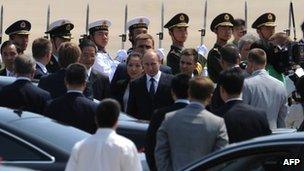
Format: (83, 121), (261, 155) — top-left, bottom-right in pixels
(6, 68), (14, 77)
(189, 101), (205, 108)
(87, 67), (92, 77)
(16, 77), (31, 81)
(146, 70), (161, 83)
(96, 128), (115, 135)
(175, 99), (190, 104)
(225, 97), (242, 103)
(53, 54), (59, 62)
(67, 90), (83, 94)
(36, 61), (48, 73)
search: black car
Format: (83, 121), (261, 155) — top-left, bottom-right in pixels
(0, 76), (148, 151)
(0, 107), (148, 170)
(182, 132), (304, 171)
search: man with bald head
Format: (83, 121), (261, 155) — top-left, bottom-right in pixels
(242, 48), (287, 129)
(127, 49), (174, 120)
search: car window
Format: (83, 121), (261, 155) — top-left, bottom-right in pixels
(11, 117), (90, 154)
(192, 144), (304, 171)
(0, 130), (52, 162)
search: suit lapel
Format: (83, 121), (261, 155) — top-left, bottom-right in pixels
(154, 73), (164, 98)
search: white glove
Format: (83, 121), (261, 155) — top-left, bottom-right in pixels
(156, 48), (165, 60)
(116, 49), (128, 63)
(197, 44), (208, 59)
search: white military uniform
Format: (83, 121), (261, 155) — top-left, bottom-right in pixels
(65, 128), (142, 171)
(93, 52), (119, 82)
(89, 19), (120, 82)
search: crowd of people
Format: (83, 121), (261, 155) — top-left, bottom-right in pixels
(0, 10), (304, 171)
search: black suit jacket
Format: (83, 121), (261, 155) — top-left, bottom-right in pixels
(0, 68), (7, 76)
(84, 70), (110, 101)
(145, 102), (188, 171)
(34, 64), (48, 80)
(44, 92), (97, 133)
(0, 79), (51, 114)
(38, 69), (66, 98)
(127, 73), (174, 120)
(46, 55), (60, 73)
(110, 78), (129, 110)
(111, 63), (172, 90)
(219, 100), (271, 143)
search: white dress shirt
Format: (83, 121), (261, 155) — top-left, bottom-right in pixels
(6, 68), (15, 77)
(65, 128), (142, 171)
(146, 71), (161, 93)
(36, 61), (48, 74)
(92, 52), (119, 82)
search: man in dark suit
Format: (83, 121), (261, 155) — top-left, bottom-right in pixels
(44, 63), (97, 134)
(45, 19), (74, 73)
(146, 73), (190, 171)
(38, 42), (81, 98)
(179, 48), (200, 77)
(217, 67), (271, 143)
(127, 49), (174, 120)
(111, 33), (171, 88)
(0, 55), (51, 114)
(0, 41), (19, 76)
(79, 39), (110, 100)
(208, 44), (242, 114)
(32, 38), (52, 79)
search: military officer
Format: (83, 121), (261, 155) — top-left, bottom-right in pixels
(5, 20), (31, 54)
(250, 13), (284, 83)
(45, 19), (74, 73)
(89, 19), (119, 82)
(207, 13), (234, 83)
(126, 17), (150, 54)
(164, 13), (189, 75)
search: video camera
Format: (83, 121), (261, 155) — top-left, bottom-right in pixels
(271, 41), (304, 75)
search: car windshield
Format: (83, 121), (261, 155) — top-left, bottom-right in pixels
(9, 116), (90, 154)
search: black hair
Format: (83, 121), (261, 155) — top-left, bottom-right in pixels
(217, 67), (244, 95)
(95, 99), (121, 128)
(171, 73), (191, 99)
(65, 63), (88, 85)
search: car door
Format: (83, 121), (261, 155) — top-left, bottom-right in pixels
(0, 129), (57, 170)
(185, 143), (304, 171)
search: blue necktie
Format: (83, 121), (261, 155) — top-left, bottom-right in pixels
(149, 78), (155, 97)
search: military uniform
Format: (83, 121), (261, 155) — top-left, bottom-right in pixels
(207, 13), (234, 83)
(250, 13), (285, 83)
(207, 43), (222, 83)
(89, 19), (119, 82)
(5, 20), (31, 54)
(164, 13), (189, 75)
(45, 19), (74, 73)
(167, 45), (183, 74)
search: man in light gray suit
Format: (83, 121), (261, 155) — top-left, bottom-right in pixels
(155, 77), (228, 171)
(242, 48), (287, 129)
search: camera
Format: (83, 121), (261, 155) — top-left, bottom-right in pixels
(271, 41), (304, 75)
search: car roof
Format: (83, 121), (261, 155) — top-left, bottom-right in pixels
(182, 132), (304, 170)
(0, 107), (90, 154)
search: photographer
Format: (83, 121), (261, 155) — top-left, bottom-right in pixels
(268, 32), (291, 83)
(296, 76), (304, 131)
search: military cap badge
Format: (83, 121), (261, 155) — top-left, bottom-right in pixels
(20, 21), (26, 28)
(180, 14), (185, 21)
(268, 13), (273, 20)
(224, 14), (230, 21)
